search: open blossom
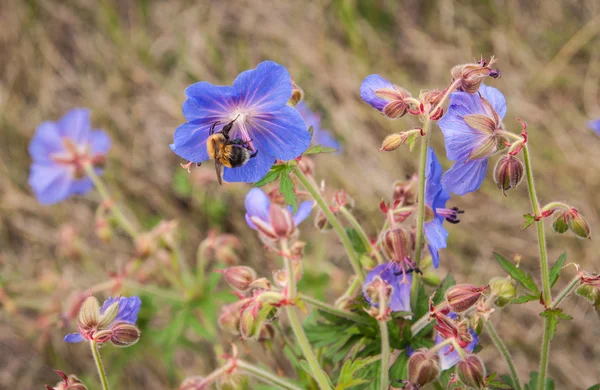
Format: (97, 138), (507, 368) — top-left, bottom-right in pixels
(360, 74), (415, 119)
(588, 119), (600, 135)
(295, 102), (341, 151)
(171, 61), (311, 183)
(438, 84), (507, 195)
(363, 262), (412, 313)
(244, 188), (313, 239)
(28, 109), (110, 205)
(434, 314), (479, 370)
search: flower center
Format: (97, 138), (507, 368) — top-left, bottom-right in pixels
(436, 207), (464, 224)
(50, 138), (103, 178)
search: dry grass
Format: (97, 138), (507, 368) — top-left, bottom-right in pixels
(1, 0), (599, 388)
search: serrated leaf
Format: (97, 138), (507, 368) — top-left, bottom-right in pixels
(253, 167), (282, 187)
(279, 172), (298, 211)
(521, 214), (536, 230)
(335, 355), (380, 390)
(540, 308), (573, 342)
(494, 252), (540, 295)
(549, 253), (567, 288)
(304, 144), (338, 155)
(346, 228), (368, 253)
(511, 294), (538, 304)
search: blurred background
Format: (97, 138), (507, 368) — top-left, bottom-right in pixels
(1, 0), (600, 388)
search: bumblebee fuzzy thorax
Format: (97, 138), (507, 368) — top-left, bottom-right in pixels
(207, 133), (226, 160)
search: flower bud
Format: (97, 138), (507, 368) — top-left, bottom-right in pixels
(552, 211), (569, 234)
(392, 175), (418, 206)
(78, 296), (100, 332)
(218, 266), (257, 292)
(456, 355), (487, 389)
(218, 301), (246, 336)
(445, 284), (488, 313)
(239, 304), (269, 341)
(269, 205), (296, 239)
(97, 301), (120, 329)
(288, 80), (304, 107)
(494, 154), (524, 195)
(382, 228), (411, 262)
(451, 56), (500, 94)
(489, 277), (517, 307)
(135, 233), (157, 258)
(46, 370), (88, 390)
(92, 329), (114, 343)
(566, 209), (591, 239)
(110, 322), (141, 347)
(364, 276), (393, 321)
(576, 284), (600, 312)
(407, 349), (440, 387)
(380, 133), (405, 151)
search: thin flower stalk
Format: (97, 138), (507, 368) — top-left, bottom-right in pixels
(299, 293), (371, 325)
(339, 206), (385, 264)
(90, 341), (110, 390)
(378, 320), (390, 390)
(483, 319), (522, 390)
(550, 276), (580, 309)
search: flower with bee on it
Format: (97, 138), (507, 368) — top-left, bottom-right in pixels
(437, 84), (507, 195)
(28, 109), (110, 205)
(171, 61), (311, 183)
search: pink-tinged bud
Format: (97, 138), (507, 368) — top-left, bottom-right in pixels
(288, 80), (304, 107)
(382, 228), (411, 262)
(269, 205), (295, 238)
(375, 86), (412, 119)
(92, 329), (113, 343)
(97, 301), (119, 329)
(457, 355), (487, 389)
(392, 175), (418, 206)
(451, 56), (500, 94)
(135, 234), (157, 258)
(489, 277), (517, 307)
(110, 321), (141, 347)
(78, 296), (100, 332)
(214, 247), (240, 266)
(445, 284), (488, 313)
(46, 370), (88, 390)
(494, 155), (524, 195)
(218, 301), (246, 336)
(552, 211), (569, 234)
(239, 303), (272, 341)
(407, 349), (440, 387)
(380, 133), (406, 152)
(249, 277), (272, 290)
(218, 266), (257, 292)
(566, 208), (591, 239)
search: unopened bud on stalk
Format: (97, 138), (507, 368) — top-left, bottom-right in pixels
(110, 321), (141, 347)
(489, 277), (517, 307)
(407, 349), (440, 387)
(392, 175), (418, 206)
(567, 209), (591, 239)
(218, 301), (245, 336)
(46, 370), (88, 390)
(78, 296), (100, 332)
(456, 355), (487, 388)
(576, 284), (600, 312)
(382, 228), (411, 262)
(451, 56), (500, 94)
(380, 133), (405, 151)
(445, 284), (489, 313)
(269, 205), (296, 238)
(552, 211), (569, 234)
(217, 266), (257, 292)
(494, 154), (524, 195)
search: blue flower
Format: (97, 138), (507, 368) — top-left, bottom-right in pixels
(296, 102), (341, 151)
(171, 61), (311, 183)
(438, 84), (507, 195)
(360, 74), (413, 118)
(363, 262), (412, 312)
(424, 148), (453, 268)
(435, 327), (479, 370)
(244, 188), (313, 236)
(28, 109), (111, 205)
(64, 296), (141, 343)
(588, 119), (600, 135)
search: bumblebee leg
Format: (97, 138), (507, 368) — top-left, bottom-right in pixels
(250, 150), (258, 159)
(209, 121), (219, 135)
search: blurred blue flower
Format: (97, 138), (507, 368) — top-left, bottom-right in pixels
(244, 188), (313, 232)
(28, 109), (110, 205)
(435, 314), (479, 370)
(588, 119), (600, 134)
(295, 102), (341, 151)
(64, 296), (141, 343)
(438, 84), (506, 195)
(360, 74), (414, 119)
(171, 61), (311, 183)
(362, 262), (412, 312)
(424, 148), (452, 268)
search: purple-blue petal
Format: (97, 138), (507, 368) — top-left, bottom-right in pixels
(70, 178), (95, 195)
(222, 149), (275, 183)
(90, 130), (111, 155)
(170, 120), (213, 163)
(28, 122), (64, 164)
(57, 108), (92, 145)
(425, 147), (444, 206)
(314, 129), (341, 151)
(248, 105), (311, 161)
(436, 328), (479, 370)
(424, 220), (448, 268)
(29, 164), (74, 205)
(363, 263), (412, 313)
(244, 188), (271, 223)
(183, 83), (237, 121)
(232, 61), (292, 112)
(588, 119), (600, 134)
(360, 74), (394, 112)
(292, 201), (313, 226)
(101, 296), (141, 324)
(442, 158), (488, 196)
(64, 333), (85, 343)
(479, 84), (506, 119)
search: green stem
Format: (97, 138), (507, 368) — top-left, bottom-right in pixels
(410, 119), (431, 310)
(90, 341), (110, 390)
(378, 320), (390, 390)
(281, 243), (332, 390)
(522, 144), (552, 390)
(483, 319), (522, 390)
(550, 276), (580, 309)
(410, 302), (448, 336)
(237, 360), (304, 390)
(294, 166), (364, 280)
(335, 277), (361, 309)
(339, 206), (385, 264)
(83, 164), (138, 239)
(300, 293), (371, 324)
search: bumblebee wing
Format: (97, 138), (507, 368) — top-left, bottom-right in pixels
(211, 138), (224, 185)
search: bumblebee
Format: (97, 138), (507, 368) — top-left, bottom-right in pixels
(204, 117), (258, 185)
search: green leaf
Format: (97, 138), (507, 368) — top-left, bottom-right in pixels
(524, 371), (555, 390)
(539, 308), (573, 342)
(279, 168), (298, 211)
(521, 214), (536, 230)
(346, 228), (368, 253)
(253, 167), (283, 187)
(493, 252), (540, 295)
(511, 294), (539, 304)
(586, 385), (600, 390)
(304, 144), (338, 155)
(335, 355), (380, 389)
(549, 253), (567, 288)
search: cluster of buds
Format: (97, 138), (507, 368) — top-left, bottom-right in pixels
(551, 207), (591, 239)
(451, 56), (501, 94)
(445, 284), (489, 313)
(363, 276), (393, 321)
(45, 370), (87, 390)
(134, 220), (179, 258)
(494, 154), (524, 195)
(74, 296), (141, 347)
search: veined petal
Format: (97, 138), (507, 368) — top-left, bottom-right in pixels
(442, 158), (488, 196)
(90, 130), (111, 155)
(57, 108), (92, 145)
(28, 122), (64, 164)
(29, 164), (74, 205)
(64, 333), (85, 343)
(115, 296), (141, 324)
(232, 61), (292, 112)
(222, 150), (275, 183)
(292, 201), (313, 226)
(462, 114), (496, 134)
(170, 120), (213, 163)
(388, 270), (412, 312)
(245, 188), (271, 222)
(425, 147), (444, 206)
(424, 220), (448, 268)
(479, 84), (506, 119)
(248, 105), (311, 161)
(183, 83), (236, 121)
(360, 74), (395, 112)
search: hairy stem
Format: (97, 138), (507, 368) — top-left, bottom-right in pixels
(522, 144), (552, 390)
(335, 277), (362, 308)
(237, 360), (304, 390)
(410, 302), (448, 336)
(550, 276), (580, 309)
(339, 206), (384, 264)
(294, 166), (364, 280)
(90, 341), (110, 390)
(300, 293), (371, 324)
(378, 320), (390, 389)
(483, 319), (522, 390)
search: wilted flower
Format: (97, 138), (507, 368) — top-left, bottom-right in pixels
(588, 119), (600, 135)
(244, 188), (313, 240)
(45, 370), (87, 390)
(360, 75), (416, 119)
(434, 313), (479, 370)
(171, 61), (311, 183)
(451, 57), (500, 94)
(438, 84), (507, 195)
(296, 102), (341, 151)
(28, 109), (110, 205)
(363, 262), (412, 313)
(64, 296), (141, 345)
